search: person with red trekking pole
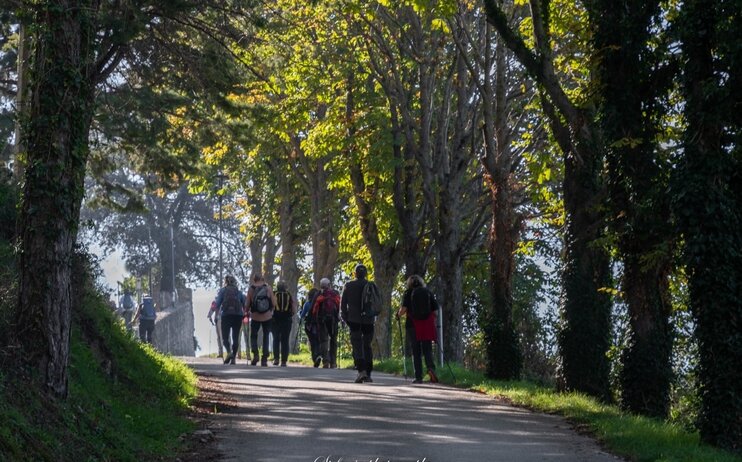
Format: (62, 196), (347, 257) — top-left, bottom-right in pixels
(397, 275), (439, 384)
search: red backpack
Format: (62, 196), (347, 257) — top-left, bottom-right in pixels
(312, 289), (340, 320)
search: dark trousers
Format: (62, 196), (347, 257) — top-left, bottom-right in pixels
(272, 315), (292, 363)
(221, 315), (243, 357)
(251, 319), (273, 360)
(348, 321), (374, 375)
(407, 325), (436, 381)
(139, 319), (155, 344)
(317, 317), (338, 367)
(305, 321), (320, 362)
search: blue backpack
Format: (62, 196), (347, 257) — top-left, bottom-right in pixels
(121, 293), (135, 311)
(140, 297), (157, 320)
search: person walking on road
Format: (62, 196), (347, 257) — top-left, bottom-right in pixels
(341, 264), (379, 383)
(312, 278), (340, 368)
(207, 299), (224, 358)
(397, 275), (439, 384)
(247, 274), (277, 366)
(300, 288), (321, 366)
(134, 294), (157, 344)
(119, 290), (136, 334)
(215, 275), (247, 365)
(272, 281), (297, 366)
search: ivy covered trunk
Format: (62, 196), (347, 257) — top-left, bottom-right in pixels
(589, 1), (674, 418)
(676, 0), (742, 451)
(481, 27), (521, 381)
(485, 182), (522, 380)
(15, 0), (97, 398)
(558, 145), (613, 402)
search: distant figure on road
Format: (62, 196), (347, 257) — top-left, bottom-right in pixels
(215, 275), (247, 365)
(247, 274), (277, 366)
(207, 299), (224, 358)
(300, 288), (320, 366)
(397, 275), (439, 384)
(341, 264), (380, 383)
(119, 290), (136, 334)
(312, 278), (340, 368)
(134, 294), (157, 344)
(272, 281), (297, 366)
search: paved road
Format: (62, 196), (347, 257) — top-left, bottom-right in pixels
(185, 357), (621, 462)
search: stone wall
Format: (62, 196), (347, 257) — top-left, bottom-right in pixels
(152, 288), (195, 356)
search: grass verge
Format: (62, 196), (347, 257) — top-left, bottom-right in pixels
(0, 283), (198, 461)
(373, 358), (740, 462)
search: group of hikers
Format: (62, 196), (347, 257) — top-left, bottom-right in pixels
(208, 264), (440, 384)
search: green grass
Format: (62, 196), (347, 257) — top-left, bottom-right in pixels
(374, 358), (741, 462)
(0, 286), (198, 461)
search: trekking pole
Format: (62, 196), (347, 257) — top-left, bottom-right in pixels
(439, 341), (456, 383)
(396, 315), (408, 381)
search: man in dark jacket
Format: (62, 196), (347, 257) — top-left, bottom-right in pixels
(341, 264), (376, 383)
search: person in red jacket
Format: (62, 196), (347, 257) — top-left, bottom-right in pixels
(311, 278), (341, 368)
(397, 275), (439, 384)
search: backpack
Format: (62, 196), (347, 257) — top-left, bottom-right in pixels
(140, 297), (157, 320)
(220, 286), (243, 316)
(313, 289), (340, 320)
(361, 281), (382, 318)
(410, 287), (432, 320)
(275, 290), (292, 316)
(122, 293), (135, 311)
(251, 284), (272, 313)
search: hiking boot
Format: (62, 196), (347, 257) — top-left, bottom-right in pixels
(362, 376), (373, 383)
(412, 379), (423, 384)
(280, 362), (287, 367)
(261, 359), (268, 367)
(323, 363), (330, 369)
(354, 371), (368, 383)
(313, 356), (322, 368)
(428, 369), (439, 383)
(230, 356), (236, 365)
(251, 357), (259, 366)
(273, 359), (280, 366)
(223, 354), (232, 365)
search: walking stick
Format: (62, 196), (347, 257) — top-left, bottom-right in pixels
(396, 315), (408, 381)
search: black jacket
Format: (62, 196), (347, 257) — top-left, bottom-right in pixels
(341, 278), (374, 325)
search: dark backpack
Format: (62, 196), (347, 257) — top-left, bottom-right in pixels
(122, 293), (135, 311)
(275, 290), (292, 316)
(361, 281), (382, 318)
(140, 297), (157, 320)
(410, 287), (433, 320)
(314, 289), (340, 320)
(220, 286), (243, 316)
(251, 284), (272, 313)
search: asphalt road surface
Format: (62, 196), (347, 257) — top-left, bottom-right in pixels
(185, 357), (621, 462)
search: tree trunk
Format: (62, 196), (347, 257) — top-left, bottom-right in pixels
(14, 0), (97, 398)
(676, 0), (742, 450)
(13, 22), (31, 178)
(558, 145), (613, 402)
(587, 0), (674, 418)
(263, 236), (277, 286)
(278, 176), (302, 353)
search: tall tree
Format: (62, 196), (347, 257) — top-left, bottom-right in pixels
(484, 0), (613, 400)
(675, 0), (741, 451)
(15, 0), (118, 397)
(586, 0), (675, 417)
